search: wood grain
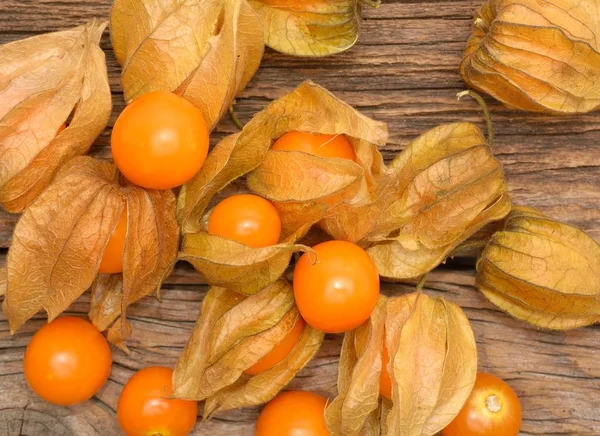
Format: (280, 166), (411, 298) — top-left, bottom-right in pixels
(1, 0), (600, 435)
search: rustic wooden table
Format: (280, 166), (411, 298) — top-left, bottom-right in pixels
(1, 0), (600, 435)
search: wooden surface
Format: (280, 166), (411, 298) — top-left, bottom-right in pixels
(1, 0), (600, 435)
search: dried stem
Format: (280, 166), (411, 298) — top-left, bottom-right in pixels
(301, 245), (319, 266)
(457, 90), (494, 146)
(229, 101), (243, 130)
(416, 273), (429, 293)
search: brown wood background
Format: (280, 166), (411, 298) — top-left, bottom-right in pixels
(1, 0), (600, 435)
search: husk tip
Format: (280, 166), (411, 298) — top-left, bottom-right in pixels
(112, 340), (131, 355)
(87, 19), (109, 38)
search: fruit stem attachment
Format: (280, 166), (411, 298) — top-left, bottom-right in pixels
(300, 245), (319, 266)
(229, 101), (243, 130)
(485, 394), (502, 413)
(457, 90), (494, 147)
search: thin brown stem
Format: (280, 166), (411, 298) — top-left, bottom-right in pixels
(457, 90), (494, 146)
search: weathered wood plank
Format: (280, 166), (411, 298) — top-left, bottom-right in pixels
(2, 269), (600, 435)
(0, 2), (599, 243)
(1, 0), (600, 434)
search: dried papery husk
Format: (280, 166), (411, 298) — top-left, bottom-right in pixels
(325, 292), (477, 436)
(477, 206), (600, 329)
(89, 273), (123, 331)
(385, 292), (477, 436)
(89, 187), (179, 350)
(203, 323), (323, 418)
(248, 0), (380, 57)
(3, 158), (121, 332)
(0, 20), (111, 213)
(325, 296), (387, 436)
(2, 157), (178, 347)
(380, 401), (391, 435)
(172, 280), (324, 416)
(179, 224), (314, 296)
(461, 0), (600, 113)
(246, 80), (390, 243)
(178, 81), (386, 292)
(111, 0), (263, 129)
(318, 139), (400, 243)
(366, 122), (511, 280)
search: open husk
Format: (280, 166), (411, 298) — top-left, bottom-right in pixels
(172, 280), (323, 417)
(325, 293), (477, 436)
(246, 80), (390, 243)
(0, 20), (111, 212)
(178, 80), (387, 293)
(2, 157), (178, 349)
